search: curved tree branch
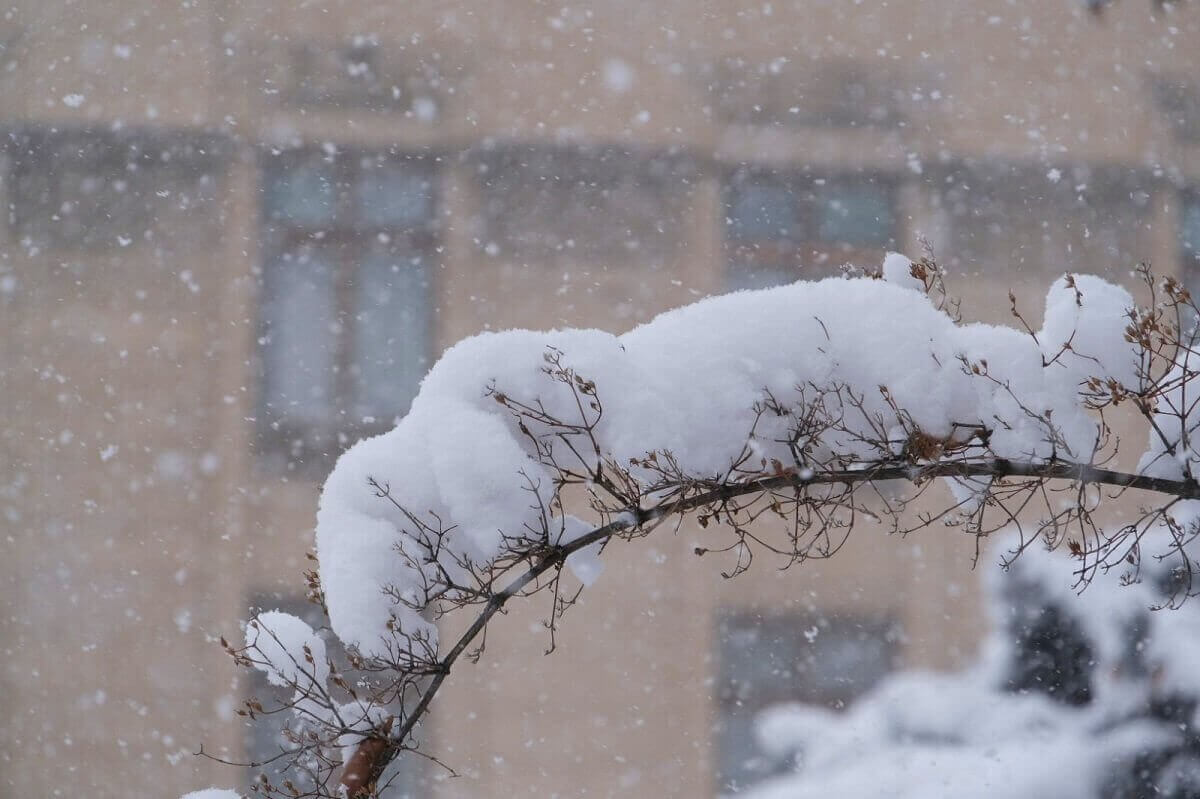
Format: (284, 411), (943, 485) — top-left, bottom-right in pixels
(343, 454), (1200, 796)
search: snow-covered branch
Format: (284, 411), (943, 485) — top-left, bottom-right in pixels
(195, 253), (1200, 798)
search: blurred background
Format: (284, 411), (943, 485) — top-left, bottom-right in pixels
(1, 0), (1199, 796)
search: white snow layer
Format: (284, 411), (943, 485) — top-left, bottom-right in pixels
(314, 255), (1141, 658)
(180, 791), (243, 799)
(245, 610), (329, 690)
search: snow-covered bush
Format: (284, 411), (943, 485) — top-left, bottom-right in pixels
(744, 524), (1200, 799)
(194, 254), (1200, 798)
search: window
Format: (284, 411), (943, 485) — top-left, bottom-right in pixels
(287, 38), (444, 119)
(257, 149), (436, 471)
(941, 165), (1152, 275)
(714, 611), (898, 793)
(6, 127), (225, 249)
(708, 58), (904, 128)
(1151, 74), (1200, 143)
(476, 144), (692, 265)
(245, 595), (427, 797)
(723, 171), (897, 289)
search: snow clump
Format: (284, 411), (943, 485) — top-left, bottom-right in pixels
(314, 255), (1140, 659)
(244, 610), (329, 690)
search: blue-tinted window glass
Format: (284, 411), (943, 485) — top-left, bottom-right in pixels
(352, 250), (432, 421)
(266, 162), (337, 225)
(728, 182), (797, 239)
(258, 154), (436, 467)
(817, 182), (894, 246)
(260, 248), (338, 424)
(714, 612), (895, 793)
(357, 164), (433, 227)
(1183, 195), (1200, 258)
(727, 265), (798, 291)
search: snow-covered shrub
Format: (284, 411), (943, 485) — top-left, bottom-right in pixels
(744, 523), (1200, 799)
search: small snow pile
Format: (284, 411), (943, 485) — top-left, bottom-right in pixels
(1039, 274), (1140, 388)
(180, 790), (243, 799)
(245, 611), (329, 690)
(741, 529), (1200, 799)
(879, 251), (925, 292)
(316, 255), (1140, 658)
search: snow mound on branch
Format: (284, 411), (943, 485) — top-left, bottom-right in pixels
(1040, 274), (1140, 388)
(245, 610), (329, 689)
(880, 251), (925, 292)
(317, 260), (1137, 657)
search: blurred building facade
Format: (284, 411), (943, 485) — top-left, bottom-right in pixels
(1, 0), (1198, 796)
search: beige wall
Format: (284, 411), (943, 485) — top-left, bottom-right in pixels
(1, 0), (1198, 797)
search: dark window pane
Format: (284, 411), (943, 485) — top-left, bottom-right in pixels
(728, 182), (797, 240)
(725, 174), (894, 290)
(7, 130), (221, 249)
(817, 182), (894, 246)
(477, 146), (687, 263)
(352, 250), (431, 421)
(357, 164), (433, 227)
(260, 248), (338, 424)
(727, 265), (799, 291)
(714, 713), (774, 792)
(942, 166), (1150, 274)
(1151, 76), (1200, 143)
(266, 161), (337, 225)
(1183, 195), (1200, 257)
(257, 152), (436, 470)
(714, 612), (896, 792)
